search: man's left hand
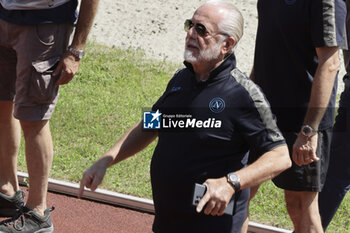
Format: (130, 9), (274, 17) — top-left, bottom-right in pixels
(53, 52), (80, 86)
(292, 133), (319, 166)
(196, 177), (234, 216)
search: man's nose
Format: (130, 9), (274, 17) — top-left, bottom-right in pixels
(187, 26), (198, 39)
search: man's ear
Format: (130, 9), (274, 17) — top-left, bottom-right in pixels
(221, 37), (236, 55)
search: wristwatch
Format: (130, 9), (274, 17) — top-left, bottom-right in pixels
(301, 125), (317, 137)
(67, 46), (85, 59)
(227, 172), (240, 192)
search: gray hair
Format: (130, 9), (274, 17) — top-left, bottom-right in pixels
(205, 0), (244, 50)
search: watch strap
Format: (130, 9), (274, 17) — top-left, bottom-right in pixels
(227, 172), (240, 192)
(67, 46), (85, 59)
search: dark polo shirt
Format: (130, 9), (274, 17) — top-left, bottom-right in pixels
(150, 54), (286, 233)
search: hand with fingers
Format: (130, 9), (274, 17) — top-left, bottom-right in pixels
(53, 52), (81, 87)
(292, 133), (319, 166)
(196, 177), (234, 216)
(78, 157), (112, 198)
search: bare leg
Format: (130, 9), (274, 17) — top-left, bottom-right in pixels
(0, 101), (20, 196)
(285, 190), (323, 233)
(241, 185), (260, 233)
(20, 120), (53, 216)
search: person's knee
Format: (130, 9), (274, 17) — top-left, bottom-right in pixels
(285, 195), (300, 220)
(20, 120), (49, 138)
(285, 191), (318, 216)
(0, 101), (15, 122)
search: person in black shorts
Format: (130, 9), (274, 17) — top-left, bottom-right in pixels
(78, 1), (291, 233)
(242, 0), (347, 232)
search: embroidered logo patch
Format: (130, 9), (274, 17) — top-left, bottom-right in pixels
(209, 97), (225, 113)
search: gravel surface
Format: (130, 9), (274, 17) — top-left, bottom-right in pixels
(89, 0), (345, 92)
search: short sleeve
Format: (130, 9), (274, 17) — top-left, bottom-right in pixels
(231, 70), (286, 160)
(310, 0), (347, 48)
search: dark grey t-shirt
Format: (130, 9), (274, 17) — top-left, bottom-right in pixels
(253, 0), (347, 132)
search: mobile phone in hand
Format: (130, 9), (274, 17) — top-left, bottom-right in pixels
(192, 183), (235, 215)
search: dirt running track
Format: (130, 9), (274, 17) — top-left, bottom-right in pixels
(0, 187), (154, 233)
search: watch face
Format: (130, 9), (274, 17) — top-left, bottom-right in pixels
(227, 172), (240, 191)
(303, 126), (312, 134)
(302, 125), (315, 136)
(229, 173), (238, 182)
(68, 47), (84, 59)
(78, 50), (85, 59)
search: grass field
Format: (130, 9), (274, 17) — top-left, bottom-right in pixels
(17, 42), (349, 232)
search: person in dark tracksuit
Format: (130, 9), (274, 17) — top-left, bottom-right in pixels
(319, 0), (350, 230)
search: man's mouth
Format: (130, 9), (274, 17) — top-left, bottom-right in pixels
(186, 40), (199, 50)
(186, 45), (197, 50)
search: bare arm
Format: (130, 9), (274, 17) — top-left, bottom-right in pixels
(70, 0), (100, 50)
(293, 46), (340, 166)
(235, 145), (291, 189)
(54, 0), (100, 86)
(197, 145), (291, 216)
(78, 121), (158, 197)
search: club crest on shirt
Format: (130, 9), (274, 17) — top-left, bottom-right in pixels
(209, 97), (225, 113)
(284, 0), (296, 5)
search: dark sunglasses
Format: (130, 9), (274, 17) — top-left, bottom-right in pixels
(184, 19), (228, 38)
(184, 19), (209, 37)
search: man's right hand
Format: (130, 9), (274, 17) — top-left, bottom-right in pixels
(78, 157), (112, 198)
(53, 52), (80, 87)
(292, 133), (319, 166)
(196, 177), (235, 216)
